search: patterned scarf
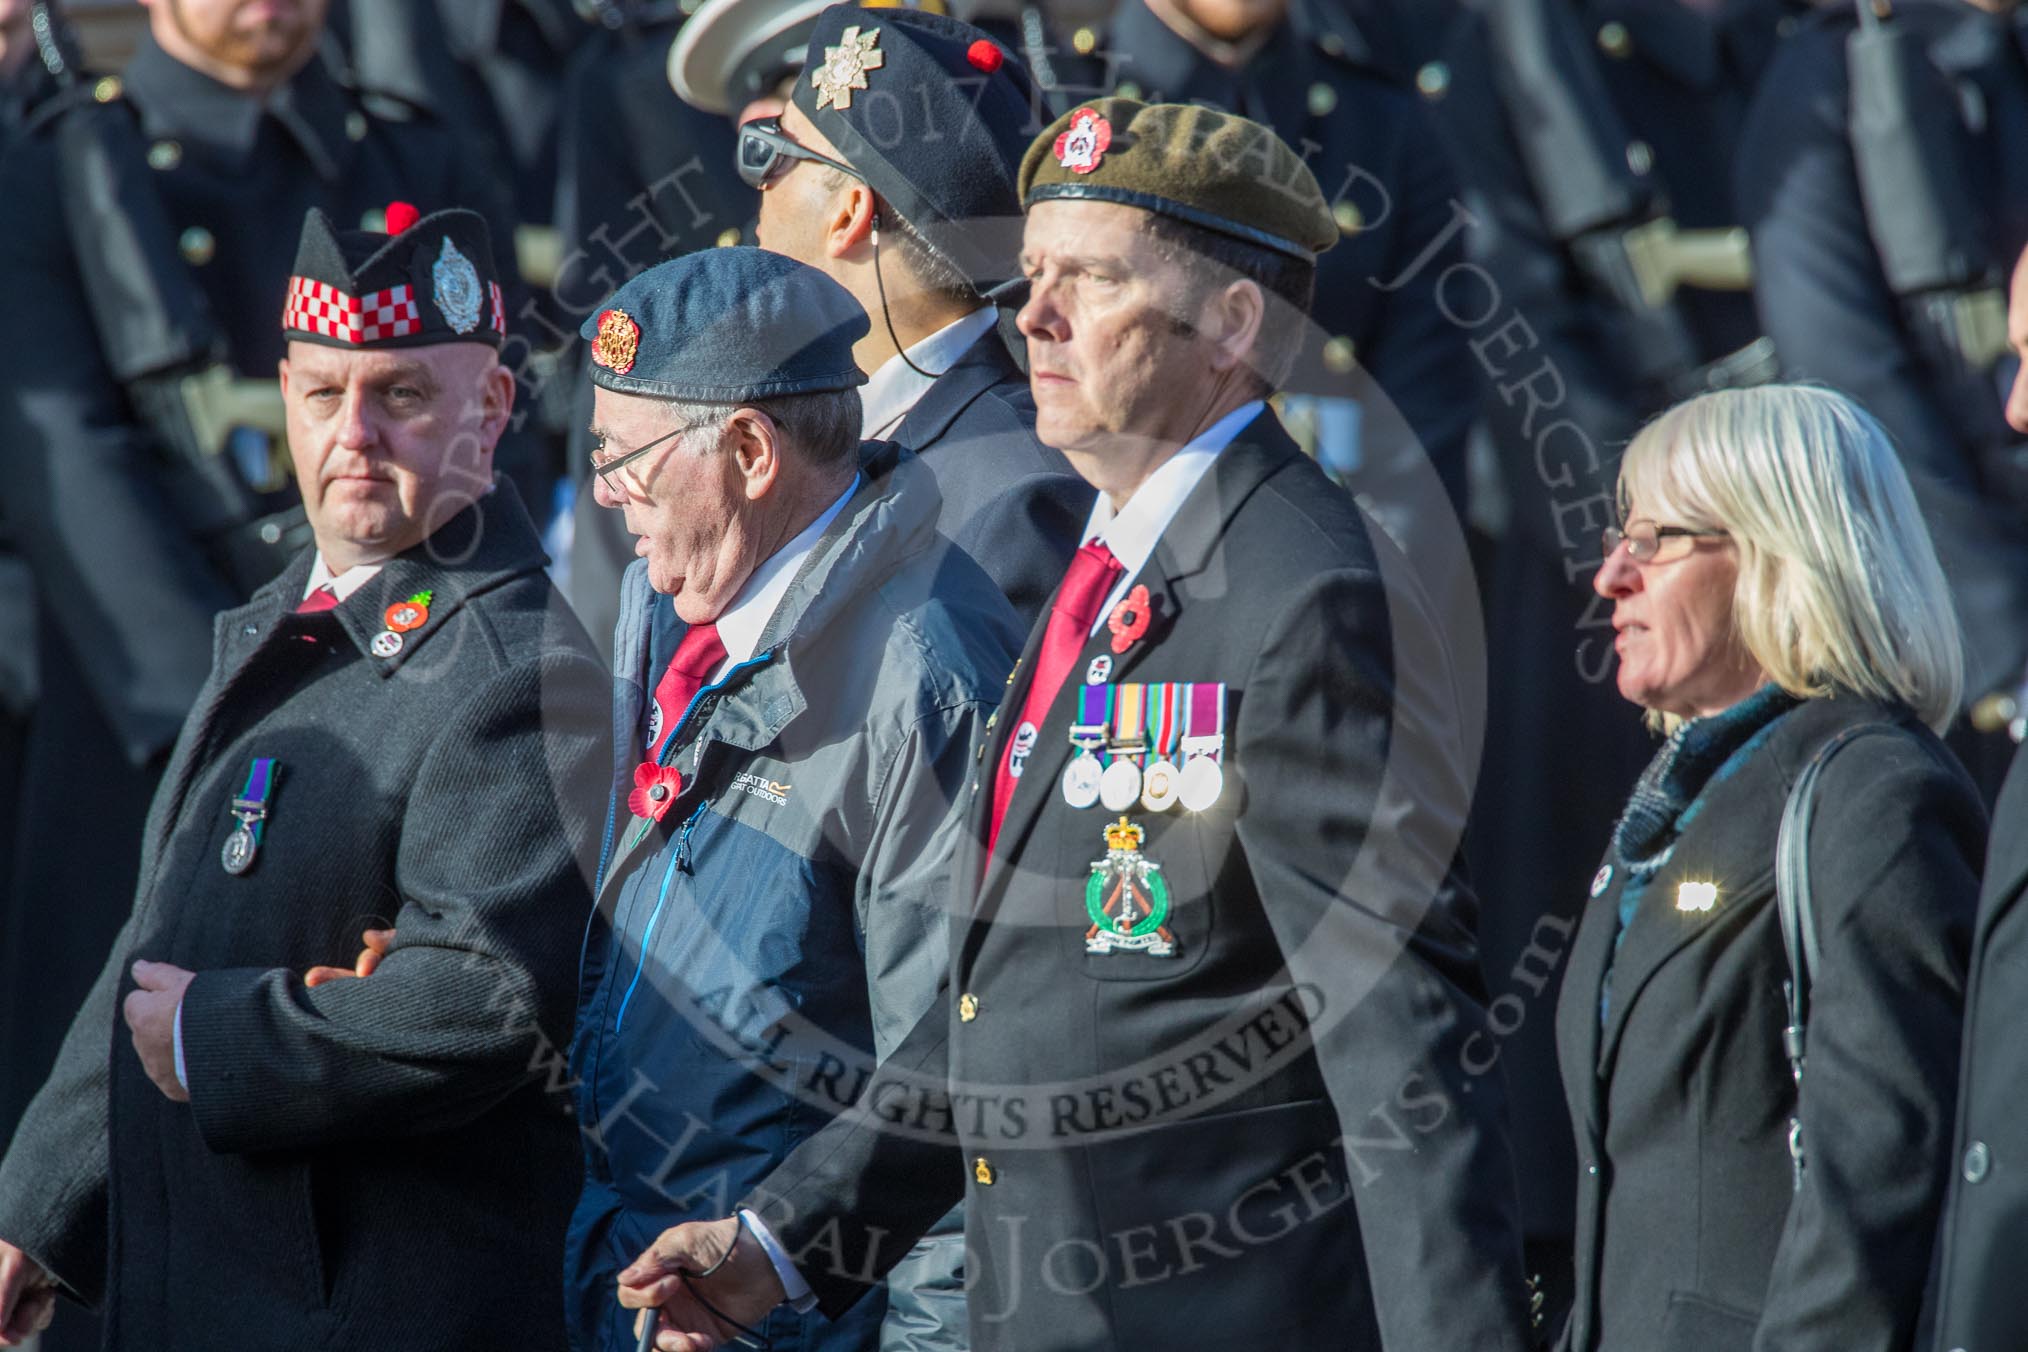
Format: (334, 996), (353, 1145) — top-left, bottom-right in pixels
(1612, 684), (1802, 880)
(1598, 685), (1801, 1028)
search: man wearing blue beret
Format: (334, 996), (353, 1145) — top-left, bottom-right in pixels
(740, 1), (1092, 627)
(563, 246), (1021, 1352)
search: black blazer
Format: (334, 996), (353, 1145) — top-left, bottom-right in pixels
(0, 485), (609, 1351)
(891, 325), (1092, 628)
(745, 410), (1533, 1352)
(1927, 743), (2028, 1352)
(1554, 696), (1983, 1352)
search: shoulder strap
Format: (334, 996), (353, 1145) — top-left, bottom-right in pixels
(1774, 719), (1903, 1185)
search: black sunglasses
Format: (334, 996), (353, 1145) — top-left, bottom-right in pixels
(735, 117), (863, 190)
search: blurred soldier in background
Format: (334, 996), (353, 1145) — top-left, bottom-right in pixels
(0, 0), (60, 1071)
(328, 0), (586, 238)
(1418, 0), (1802, 1320)
(1736, 0), (2028, 792)
(0, 0), (48, 124)
(1048, 0), (1479, 594)
(0, 10), (520, 1325)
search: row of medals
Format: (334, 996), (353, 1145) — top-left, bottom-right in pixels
(1062, 737), (1223, 815)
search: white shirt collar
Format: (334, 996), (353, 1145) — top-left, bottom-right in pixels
(859, 307), (1000, 442)
(303, 555), (384, 603)
(1079, 400), (1263, 631)
(709, 473), (861, 666)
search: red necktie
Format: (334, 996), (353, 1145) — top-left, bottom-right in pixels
(647, 622), (728, 758)
(297, 584), (340, 614)
(988, 541), (1124, 854)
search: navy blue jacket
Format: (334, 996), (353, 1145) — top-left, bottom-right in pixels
(567, 444), (1021, 1352)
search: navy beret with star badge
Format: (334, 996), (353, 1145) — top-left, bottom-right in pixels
(789, 2), (1039, 290)
(581, 245), (870, 402)
(283, 201), (507, 350)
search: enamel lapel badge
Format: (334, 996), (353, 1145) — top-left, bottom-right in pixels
(1676, 880), (1719, 913)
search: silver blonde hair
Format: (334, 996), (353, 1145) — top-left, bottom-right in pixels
(1619, 384), (1963, 732)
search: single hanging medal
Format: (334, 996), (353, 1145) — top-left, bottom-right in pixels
(1099, 682), (1146, 812)
(1141, 682), (1183, 812)
(1060, 684), (1108, 809)
(221, 757), (278, 875)
(1178, 682), (1227, 812)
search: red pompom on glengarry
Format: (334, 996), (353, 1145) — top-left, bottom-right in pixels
(966, 39), (1004, 73)
(383, 200), (421, 235)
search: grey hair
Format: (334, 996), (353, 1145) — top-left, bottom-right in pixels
(665, 388), (864, 469)
(1619, 384), (1963, 732)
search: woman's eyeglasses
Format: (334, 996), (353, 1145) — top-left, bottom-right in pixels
(1601, 519), (1730, 563)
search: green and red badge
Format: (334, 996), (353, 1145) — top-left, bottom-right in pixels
(384, 590), (433, 633)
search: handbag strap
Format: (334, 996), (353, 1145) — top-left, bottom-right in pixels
(1774, 720), (1902, 1185)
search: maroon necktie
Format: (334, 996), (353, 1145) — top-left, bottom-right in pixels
(647, 623), (728, 759)
(988, 541), (1124, 854)
(296, 584), (340, 614)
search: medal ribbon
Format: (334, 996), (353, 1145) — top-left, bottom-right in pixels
(1186, 682), (1225, 758)
(1077, 684), (1109, 742)
(1112, 682), (1146, 758)
(234, 757), (277, 847)
(1150, 683), (1180, 760)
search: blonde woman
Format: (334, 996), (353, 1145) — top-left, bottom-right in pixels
(1554, 385), (1983, 1352)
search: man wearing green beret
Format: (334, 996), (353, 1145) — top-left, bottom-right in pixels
(619, 102), (1532, 1352)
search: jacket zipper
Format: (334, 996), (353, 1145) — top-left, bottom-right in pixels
(578, 654), (774, 996)
(613, 803), (708, 1035)
(578, 652), (776, 1156)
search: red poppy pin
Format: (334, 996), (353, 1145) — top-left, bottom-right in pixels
(1054, 108), (1112, 175)
(1107, 585), (1153, 655)
(627, 761), (684, 822)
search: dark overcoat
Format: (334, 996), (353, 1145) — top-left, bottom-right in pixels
(745, 410), (1534, 1351)
(0, 485), (608, 1351)
(1927, 741), (2028, 1352)
(0, 29), (523, 1158)
(1554, 696), (1983, 1352)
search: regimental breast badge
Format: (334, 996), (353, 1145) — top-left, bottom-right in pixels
(1085, 816), (1177, 957)
(811, 25), (884, 111)
(591, 308), (640, 374)
(1054, 108), (1112, 175)
(431, 237), (483, 335)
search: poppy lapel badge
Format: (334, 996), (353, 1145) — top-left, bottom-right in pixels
(1106, 585), (1153, 656)
(628, 761), (685, 823)
(1054, 108), (1112, 174)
